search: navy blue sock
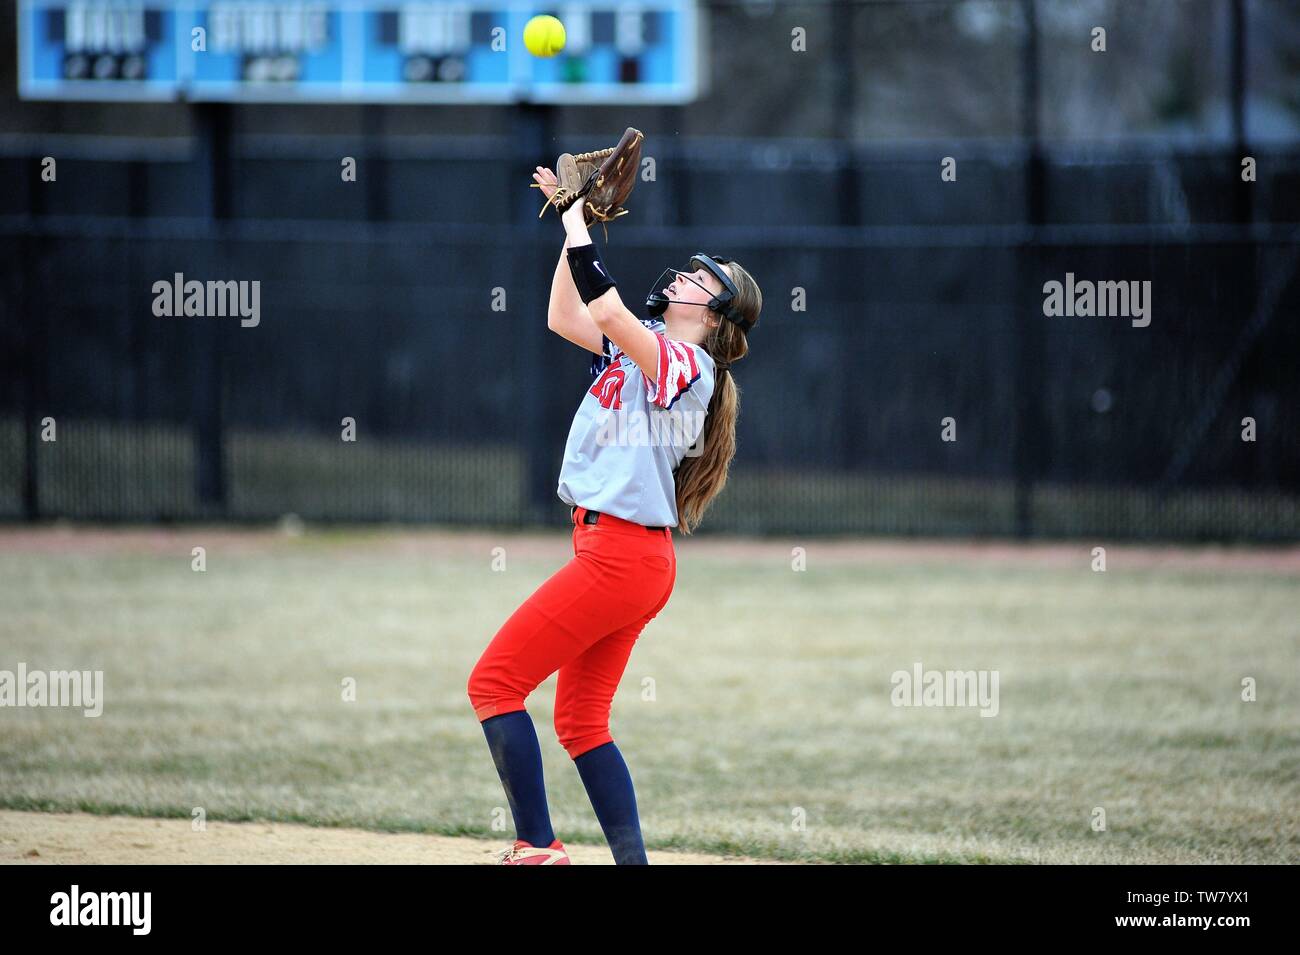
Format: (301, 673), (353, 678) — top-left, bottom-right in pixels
(480, 711), (556, 848)
(574, 741), (648, 864)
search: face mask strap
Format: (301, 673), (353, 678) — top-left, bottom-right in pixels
(689, 254), (748, 331)
(645, 254), (753, 333)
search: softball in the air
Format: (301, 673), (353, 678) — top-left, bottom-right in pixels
(523, 14), (566, 58)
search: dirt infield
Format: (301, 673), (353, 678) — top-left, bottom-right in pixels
(3, 523), (1298, 573)
(0, 811), (797, 865)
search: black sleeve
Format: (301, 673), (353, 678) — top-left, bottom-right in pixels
(588, 333), (614, 381)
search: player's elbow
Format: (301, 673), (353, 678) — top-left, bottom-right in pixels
(548, 305), (578, 334)
(586, 294), (623, 330)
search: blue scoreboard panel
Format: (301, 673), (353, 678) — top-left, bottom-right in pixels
(18, 1), (181, 100)
(18, 1), (701, 103)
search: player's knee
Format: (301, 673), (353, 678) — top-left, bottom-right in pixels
(553, 713), (580, 754)
(466, 662), (490, 709)
(556, 718), (613, 760)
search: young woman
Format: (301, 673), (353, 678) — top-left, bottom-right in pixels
(466, 166), (762, 865)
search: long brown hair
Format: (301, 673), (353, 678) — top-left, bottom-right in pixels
(674, 259), (762, 534)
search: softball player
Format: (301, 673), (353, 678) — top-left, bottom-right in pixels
(467, 168), (762, 865)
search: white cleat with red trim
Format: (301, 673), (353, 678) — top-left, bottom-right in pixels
(495, 838), (572, 865)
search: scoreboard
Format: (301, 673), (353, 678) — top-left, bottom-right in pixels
(18, 1), (701, 103)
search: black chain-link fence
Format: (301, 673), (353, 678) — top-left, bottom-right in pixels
(2, 140), (1297, 539)
(2, 0), (1297, 538)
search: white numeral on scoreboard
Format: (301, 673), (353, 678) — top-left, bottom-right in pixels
(399, 3), (472, 56)
(65, 1), (146, 54)
(209, 2), (330, 55)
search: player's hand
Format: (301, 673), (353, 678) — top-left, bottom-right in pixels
(532, 166), (559, 201)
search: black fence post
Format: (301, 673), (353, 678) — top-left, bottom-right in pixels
(513, 102), (556, 526)
(364, 107), (389, 223)
(1013, 0), (1046, 539)
(1230, 0), (1259, 489)
(663, 105), (689, 227)
(833, 1), (863, 471)
(193, 103), (232, 514)
(21, 155), (48, 522)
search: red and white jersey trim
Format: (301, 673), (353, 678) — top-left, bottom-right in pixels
(644, 332), (702, 410)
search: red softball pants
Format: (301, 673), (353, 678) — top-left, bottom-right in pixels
(467, 505), (677, 760)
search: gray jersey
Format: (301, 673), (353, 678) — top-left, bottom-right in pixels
(556, 317), (716, 527)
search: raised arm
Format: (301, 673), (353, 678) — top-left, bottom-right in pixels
(535, 167), (604, 356)
(546, 234), (605, 355)
(561, 201), (660, 379)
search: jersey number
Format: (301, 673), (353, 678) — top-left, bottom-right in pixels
(590, 363), (627, 410)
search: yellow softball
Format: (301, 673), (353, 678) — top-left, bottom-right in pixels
(524, 14), (566, 58)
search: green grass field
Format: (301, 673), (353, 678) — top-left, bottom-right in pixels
(1, 526), (1297, 864)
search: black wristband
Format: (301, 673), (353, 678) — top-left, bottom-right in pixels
(566, 243), (617, 305)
